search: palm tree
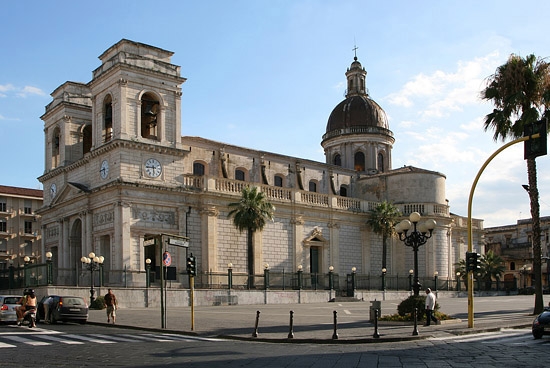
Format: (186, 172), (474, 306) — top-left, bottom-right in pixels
(481, 250), (505, 290)
(481, 53), (550, 314)
(366, 201), (401, 269)
(228, 186), (275, 289)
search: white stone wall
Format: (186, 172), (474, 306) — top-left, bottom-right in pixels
(339, 224), (363, 273)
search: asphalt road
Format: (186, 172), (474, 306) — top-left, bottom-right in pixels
(0, 323), (547, 367)
(0, 294), (546, 367)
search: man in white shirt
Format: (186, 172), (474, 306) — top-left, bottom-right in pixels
(425, 288), (439, 326)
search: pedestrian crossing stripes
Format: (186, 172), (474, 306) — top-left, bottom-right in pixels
(430, 328), (549, 346)
(0, 330), (221, 348)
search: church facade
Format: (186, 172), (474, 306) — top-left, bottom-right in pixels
(37, 40), (483, 289)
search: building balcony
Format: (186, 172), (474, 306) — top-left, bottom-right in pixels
(18, 209), (38, 219)
(0, 209), (14, 218)
(180, 175), (450, 219)
(19, 231), (39, 238)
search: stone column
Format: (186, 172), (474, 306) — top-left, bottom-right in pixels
(327, 222), (340, 273)
(200, 206), (219, 273)
(114, 201), (131, 283)
(291, 215), (304, 270)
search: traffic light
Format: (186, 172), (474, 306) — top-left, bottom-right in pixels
(187, 254), (196, 276)
(465, 251), (481, 273)
(524, 119), (547, 160)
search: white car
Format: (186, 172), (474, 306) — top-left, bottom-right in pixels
(0, 295), (22, 323)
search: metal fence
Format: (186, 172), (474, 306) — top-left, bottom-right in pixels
(0, 262), (520, 294)
(0, 262), (53, 290)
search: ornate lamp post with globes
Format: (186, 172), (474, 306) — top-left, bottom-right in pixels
(395, 212), (436, 296)
(81, 252), (104, 305)
(46, 251), (53, 285)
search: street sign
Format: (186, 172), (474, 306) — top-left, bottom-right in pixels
(168, 238), (189, 247)
(163, 251), (172, 266)
(144, 238), (156, 246)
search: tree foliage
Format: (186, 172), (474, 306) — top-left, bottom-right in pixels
(366, 201), (401, 269)
(481, 53), (550, 314)
(228, 186), (275, 288)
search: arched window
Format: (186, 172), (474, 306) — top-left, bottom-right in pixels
(52, 127), (60, 169)
(309, 181), (317, 192)
(141, 92), (159, 140)
(354, 151), (365, 172)
(340, 186), (347, 197)
(103, 95), (113, 142)
(377, 152), (385, 172)
(274, 175), (284, 187)
(82, 125), (92, 155)
(235, 169), (245, 181)
(334, 154), (341, 166)
(193, 162), (205, 176)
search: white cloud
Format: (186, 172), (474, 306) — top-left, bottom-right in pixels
(0, 84), (45, 98)
(386, 52), (502, 121)
(18, 86), (46, 97)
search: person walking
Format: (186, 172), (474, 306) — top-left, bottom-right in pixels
(43, 295), (55, 323)
(104, 289), (118, 324)
(425, 288), (439, 326)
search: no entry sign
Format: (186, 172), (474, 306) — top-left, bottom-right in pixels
(162, 251), (172, 266)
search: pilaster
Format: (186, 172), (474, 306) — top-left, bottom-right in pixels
(201, 206), (219, 272)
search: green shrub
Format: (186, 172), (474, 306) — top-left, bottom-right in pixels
(396, 295), (439, 320)
(91, 295), (105, 310)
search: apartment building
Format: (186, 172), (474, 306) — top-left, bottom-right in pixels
(0, 185), (43, 269)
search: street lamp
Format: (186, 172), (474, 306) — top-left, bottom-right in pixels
(145, 258), (151, 288)
(395, 212), (436, 296)
(81, 252), (104, 305)
(520, 265), (532, 289)
(46, 251), (53, 285)
(328, 266), (334, 299)
(228, 263), (233, 290)
(381, 268), (387, 291)
(23, 256), (30, 287)
(264, 263), (270, 290)
(297, 265), (303, 290)
(351, 267), (357, 292)
(456, 271), (461, 291)
(433, 271), (439, 291)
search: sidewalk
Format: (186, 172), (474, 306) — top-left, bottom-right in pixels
(86, 302), (536, 343)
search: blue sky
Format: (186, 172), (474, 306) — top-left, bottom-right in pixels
(1, 0), (549, 227)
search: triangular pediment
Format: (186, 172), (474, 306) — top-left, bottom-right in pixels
(303, 226), (328, 244)
(51, 182), (90, 205)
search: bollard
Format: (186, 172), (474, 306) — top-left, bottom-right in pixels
(412, 307), (419, 336)
(332, 310), (339, 340)
(372, 308), (380, 338)
(252, 310), (260, 337)
(288, 310), (294, 339)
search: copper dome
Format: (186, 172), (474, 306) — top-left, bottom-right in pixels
(325, 95), (389, 133)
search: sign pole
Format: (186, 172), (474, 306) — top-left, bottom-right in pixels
(190, 275), (195, 331)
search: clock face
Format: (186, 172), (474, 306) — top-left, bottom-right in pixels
(144, 158), (162, 178)
(50, 183), (57, 198)
(100, 160), (109, 179)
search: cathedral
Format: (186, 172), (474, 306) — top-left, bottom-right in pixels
(36, 39), (483, 289)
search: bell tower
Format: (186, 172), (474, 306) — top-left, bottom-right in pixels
(89, 39), (187, 150)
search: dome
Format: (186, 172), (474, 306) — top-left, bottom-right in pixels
(325, 95), (389, 133)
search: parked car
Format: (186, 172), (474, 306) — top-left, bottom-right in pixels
(37, 295), (88, 324)
(0, 295), (22, 324)
(532, 307), (550, 339)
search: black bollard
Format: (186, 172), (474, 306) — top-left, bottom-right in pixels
(373, 308), (380, 338)
(252, 310), (260, 337)
(288, 310), (294, 339)
(412, 307), (419, 336)
(332, 310), (339, 340)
